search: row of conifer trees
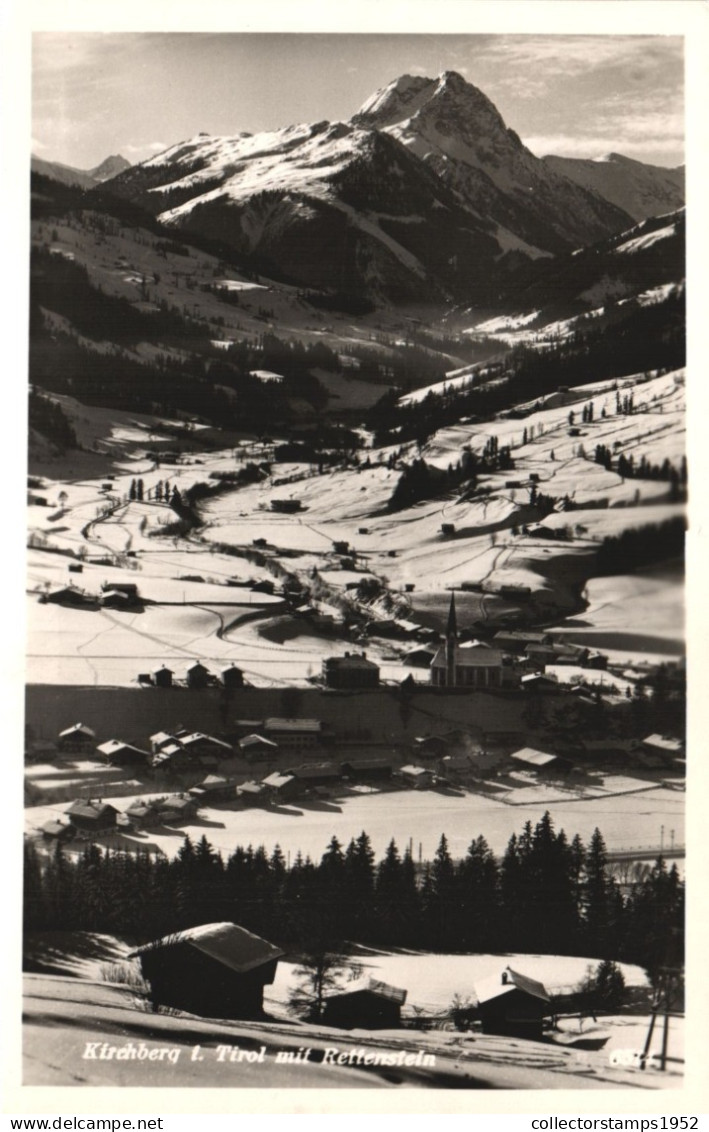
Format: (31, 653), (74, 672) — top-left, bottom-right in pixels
(24, 812), (683, 982)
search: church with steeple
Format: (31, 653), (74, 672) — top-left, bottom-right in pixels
(430, 592), (506, 688)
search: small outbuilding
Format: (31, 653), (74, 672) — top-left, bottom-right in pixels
(185, 661), (211, 689)
(221, 664), (244, 689)
(128, 921), (285, 1020)
(322, 977), (407, 1030)
(239, 734), (279, 762)
(152, 665), (174, 688)
(475, 966), (550, 1042)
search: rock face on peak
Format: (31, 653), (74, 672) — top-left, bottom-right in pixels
(103, 70), (641, 303)
(355, 70), (634, 256)
(88, 154), (131, 183)
(542, 152), (684, 222)
(31, 153), (131, 189)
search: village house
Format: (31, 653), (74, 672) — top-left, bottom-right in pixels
(322, 652), (380, 689)
(96, 739), (151, 767)
(188, 775), (240, 804)
(129, 922), (285, 1020)
(149, 731), (176, 754)
(475, 967), (550, 1042)
(156, 794), (198, 822)
(40, 819), (75, 843)
(340, 758), (393, 782)
(124, 800), (162, 829)
(322, 977), (407, 1030)
(151, 742), (191, 773)
(236, 780), (268, 805)
(412, 735), (450, 759)
(642, 734), (684, 762)
(287, 762), (342, 789)
(238, 733), (279, 762)
(510, 748), (571, 777)
(179, 732), (233, 760)
(261, 771), (298, 803)
(57, 723), (97, 754)
(492, 629), (551, 654)
(399, 764), (435, 789)
(66, 799), (119, 832)
(520, 673), (560, 694)
(263, 717), (323, 751)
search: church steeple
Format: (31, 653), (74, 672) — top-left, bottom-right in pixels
(446, 591), (457, 687)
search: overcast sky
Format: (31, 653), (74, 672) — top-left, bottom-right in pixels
(32, 32), (684, 171)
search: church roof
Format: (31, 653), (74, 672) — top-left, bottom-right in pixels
(431, 646), (505, 668)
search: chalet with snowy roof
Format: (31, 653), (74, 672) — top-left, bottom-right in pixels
(510, 748), (570, 776)
(57, 723), (96, 753)
(152, 665), (174, 688)
(156, 794), (198, 822)
(642, 734), (684, 761)
(149, 731), (176, 753)
(399, 764), (434, 789)
(475, 966), (550, 1041)
(100, 588), (135, 610)
(520, 673), (559, 694)
(128, 921), (284, 1020)
(261, 771), (298, 801)
(493, 629), (551, 654)
(238, 733), (279, 761)
(124, 800), (162, 829)
(322, 977), (407, 1030)
(287, 762), (342, 787)
(188, 775), (240, 803)
(66, 799), (118, 831)
(179, 732), (233, 760)
(263, 717), (322, 750)
(40, 819), (75, 843)
(430, 595), (508, 688)
(322, 652), (380, 689)
(151, 742), (192, 773)
(236, 780), (268, 804)
(96, 739), (150, 767)
(412, 735), (450, 759)
(185, 661), (211, 689)
(100, 581), (138, 598)
(221, 664), (244, 689)
(340, 758), (393, 781)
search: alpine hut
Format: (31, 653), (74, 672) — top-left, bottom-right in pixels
(128, 922), (284, 1019)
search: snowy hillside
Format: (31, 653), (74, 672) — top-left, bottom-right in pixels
(543, 152), (684, 223)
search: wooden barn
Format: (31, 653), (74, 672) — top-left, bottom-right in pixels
(128, 922), (285, 1020)
(475, 966), (550, 1041)
(322, 977), (407, 1030)
(152, 665), (174, 688)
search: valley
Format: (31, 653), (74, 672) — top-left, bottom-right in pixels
(22, 54), (687, 1095)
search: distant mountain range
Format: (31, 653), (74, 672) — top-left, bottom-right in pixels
(32, 71), (684, 305)
(542, 152), (684, 223)
(30, 153), (131, 190)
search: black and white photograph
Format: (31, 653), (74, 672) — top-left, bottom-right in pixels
(11, 1), (706, 1106)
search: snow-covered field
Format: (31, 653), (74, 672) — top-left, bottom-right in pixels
(267, 950), (649, 1017)
(26, 783), (683, 863)
(26, 367), (685, 688)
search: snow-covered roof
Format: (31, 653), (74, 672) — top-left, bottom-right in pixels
(431, 646), (505, 668)
(129, 921), (284, 973)
(475, 966), (549, 1006)
(510, 747), (558, 767)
